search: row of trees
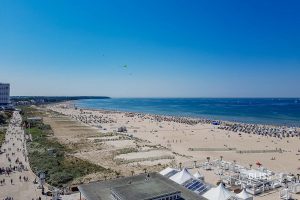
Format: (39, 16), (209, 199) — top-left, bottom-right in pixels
(0, 111), (12, 125)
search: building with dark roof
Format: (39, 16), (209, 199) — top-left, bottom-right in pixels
(78, 172), (205, 200)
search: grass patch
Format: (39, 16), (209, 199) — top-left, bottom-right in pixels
(113, 147), (138, 156)
(22, 106), (110, 188)
(0, 130), (5, 147)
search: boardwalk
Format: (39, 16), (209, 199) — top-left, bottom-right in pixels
(0, 111), (50, 200)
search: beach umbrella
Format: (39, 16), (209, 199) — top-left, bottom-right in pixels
(256, 161), (262, 166)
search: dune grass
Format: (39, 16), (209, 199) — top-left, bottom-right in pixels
(0, 130), (5, 147)
(22, 106), (109, 187)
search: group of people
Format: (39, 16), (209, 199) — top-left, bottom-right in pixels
(0, 112), (47, 200)
(3, 197), (14, 200)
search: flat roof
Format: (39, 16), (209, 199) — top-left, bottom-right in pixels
(78, 172), (205, 200)
(112, 178), (179, 200)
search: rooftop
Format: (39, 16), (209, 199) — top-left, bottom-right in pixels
(111, 178), (180, 200)
(78, 172), (205, 200)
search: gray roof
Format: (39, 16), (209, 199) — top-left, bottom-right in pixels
(78, 172), (205, 200)
(111, 178), (180, 200)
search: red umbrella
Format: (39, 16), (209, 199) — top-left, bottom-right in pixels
(256, 161), (262, 166)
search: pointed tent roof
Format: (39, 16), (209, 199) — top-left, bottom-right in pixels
(202, 183), (233, 200)
(236, 189), (252, 200)
(159, 167), (178, 176)
(193, 171), (203, 179)
(169, 168), (194, 185)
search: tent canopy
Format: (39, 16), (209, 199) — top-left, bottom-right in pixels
(193, 171), (203, 179)
(169, 168), (194, 185)
(236, 189), (253, 200)
(159, 167), (177, 176)
(202, 183), (234, 200)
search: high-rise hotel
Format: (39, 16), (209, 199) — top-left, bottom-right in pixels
(0, 83), (10, 105)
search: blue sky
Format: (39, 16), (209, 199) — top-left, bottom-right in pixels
(0, 0), (300, 97)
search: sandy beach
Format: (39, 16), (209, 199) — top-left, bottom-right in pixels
(46, 103), (300, 171)
(39, 103), (300, 199)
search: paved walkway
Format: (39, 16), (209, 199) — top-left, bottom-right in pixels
(0, 111), (51, 200)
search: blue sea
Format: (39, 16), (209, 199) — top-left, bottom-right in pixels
(74, 98), (300, 127)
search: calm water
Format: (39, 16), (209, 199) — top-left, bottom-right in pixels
(74, 98), (300, 127)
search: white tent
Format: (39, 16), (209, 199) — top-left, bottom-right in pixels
(193, 171), (204, 180)
(159, 167), (179, 178)
(160, 167), (176, 176)
(169, 168), (194, 185)
(202, 183), (234, 200)
(236, 189), (253, 200)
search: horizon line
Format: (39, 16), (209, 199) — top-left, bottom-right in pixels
(10, 96), (300, 99)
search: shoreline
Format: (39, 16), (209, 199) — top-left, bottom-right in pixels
(66, 101), (300, 138)
(71, 98), (300, 127)
(71, 102), (300, 128)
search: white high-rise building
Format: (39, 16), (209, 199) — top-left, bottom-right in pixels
(0, 83), (10, 105)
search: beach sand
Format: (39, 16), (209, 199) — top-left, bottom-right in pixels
(43, 103), (300, 199)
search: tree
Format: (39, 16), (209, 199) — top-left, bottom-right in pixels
(0, 113), (7, 124)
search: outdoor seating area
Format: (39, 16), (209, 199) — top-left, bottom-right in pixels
(203, 159), (300, 199)
(160, 158), (300, 200)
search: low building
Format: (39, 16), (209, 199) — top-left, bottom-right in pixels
(78, 172), (205, 200)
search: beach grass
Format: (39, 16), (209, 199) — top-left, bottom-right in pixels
(0, 130), (5, 146)
(22, 106), (110, 188)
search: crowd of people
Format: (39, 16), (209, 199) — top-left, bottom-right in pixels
(0, 112), (46, 200)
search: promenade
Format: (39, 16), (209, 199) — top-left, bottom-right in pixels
(0, 111), (49, 200)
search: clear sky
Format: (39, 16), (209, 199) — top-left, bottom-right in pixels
(1, 0), (300, 97)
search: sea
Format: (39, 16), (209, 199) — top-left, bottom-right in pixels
(73, 98), (300, 127)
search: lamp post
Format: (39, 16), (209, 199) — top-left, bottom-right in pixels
(207, 157), (210, 163)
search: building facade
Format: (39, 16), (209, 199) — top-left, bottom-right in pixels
(0, 83), (10, 105)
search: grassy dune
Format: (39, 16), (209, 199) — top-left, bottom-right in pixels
(22, 106), (109, 187)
